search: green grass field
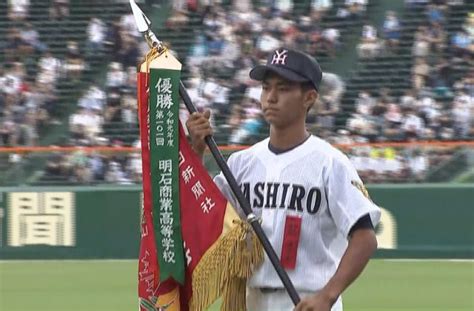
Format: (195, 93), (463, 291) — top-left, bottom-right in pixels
(0, 259), (473, 311)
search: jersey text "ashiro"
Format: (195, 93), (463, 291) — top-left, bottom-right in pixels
(241, 182), (322, 215)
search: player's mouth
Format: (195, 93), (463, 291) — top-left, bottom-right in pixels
(263, 108), (279, 115)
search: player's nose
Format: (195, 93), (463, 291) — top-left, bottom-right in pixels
(265, 88), (278, 104)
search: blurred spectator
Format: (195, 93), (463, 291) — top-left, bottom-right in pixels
(115, 36), (139, 68)
(120, 92), (138, 126)
(311, 0), (333, 16)
(427, 22), (447, 53)
(453, 71), (474, 96)
(49, 0), (70, 21)
(333, 129), (354, 144)
(45, 152), (72, 179)
(166, 7), (189, 29)
(23, 83), (51, 125)
(407, 149), (428, 181)
(1, 63), (23, 98)
(412, 58), (430, 90)
(17, 110), (38, 146)
(384, 103), (403, 138)
(229, 109), (263, 145)
(127, 153), (142, 183)
(8, 0), (30, 21)
(4, 28), (28, 62)
(171, 0), (187, 11)
(463, 12), (474, 38)
(86, 17), (106, 55)
(89, 153), (106, 181)
(69, 107), (104, 145)
(337, 0), (367, 19)
(371, 97), (389, 137)
(412, 26), (431, 58)
(357, 24), (383, 58)
(37, 51), (61, 85)
(355, 91), (376, 115)
(126, 139), (143, 183)
(451, 91), (472, 138)
(430, 58), (452, 94)
(201, 78), (230, 116)
(106, 62), (126, 89)
(120, 12), (141, 38)
(64, 41), (85, 80)
(451, 30), (473, 60)
(79, 85), (106, 111)
(0, 119), (17, 146)
(400, 89), (417, 109)
(256, 31), (281, 54)
(104, 18), (123, 52)
(316, 72), (345, 130)
(321, 27), (340, 58)
(225, 104), (245, 133)
(346, 112), (376, 138)
(426, 4), (445, 25)
(35, 82), (58, 119)
(183, 76), (209, 112)
(273, 0), (294, 15)
(416, 96), (440, 126)
(125, 66), (137, 88)
(70, 150), (92, 183)
(383, 11), (401, 50)
(233, 0), (253, 12)
(105, 161), (131, 184)
(20, 23), (47, 53)
(402, 108), (425, 139)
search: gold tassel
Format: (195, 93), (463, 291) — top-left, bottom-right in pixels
(190, 220), (264, 311)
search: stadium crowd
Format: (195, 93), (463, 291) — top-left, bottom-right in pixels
(1, 0), (85, 148)
(0, 0), (472, 184)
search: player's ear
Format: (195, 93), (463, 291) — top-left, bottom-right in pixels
(303, 89), (318, 111)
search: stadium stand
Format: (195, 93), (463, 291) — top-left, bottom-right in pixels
(0, 0), (472, 185)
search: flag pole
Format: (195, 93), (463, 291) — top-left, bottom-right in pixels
(130, 0), (301, 306)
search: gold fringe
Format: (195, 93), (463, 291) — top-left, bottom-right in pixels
(189, 220), (264, 311)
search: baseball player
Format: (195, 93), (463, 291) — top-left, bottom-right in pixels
(186, 48), (381, 311)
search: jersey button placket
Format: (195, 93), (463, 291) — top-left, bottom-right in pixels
(266, 160), (283, 245)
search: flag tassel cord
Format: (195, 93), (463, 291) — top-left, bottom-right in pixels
(190, 220), (263, 311)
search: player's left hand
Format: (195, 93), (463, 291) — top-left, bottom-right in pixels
(294, 291), (333, 311)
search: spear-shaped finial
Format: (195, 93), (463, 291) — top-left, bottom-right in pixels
(130, 0), (162, 49)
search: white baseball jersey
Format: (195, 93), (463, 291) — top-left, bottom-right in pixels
(214, 135), (381, 300)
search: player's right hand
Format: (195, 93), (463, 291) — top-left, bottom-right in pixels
(185, 110), (212, 157)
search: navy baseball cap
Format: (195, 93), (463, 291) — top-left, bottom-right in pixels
(249, 48), (323, 91)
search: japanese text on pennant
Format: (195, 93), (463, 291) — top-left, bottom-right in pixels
(149, 68), (185, 284)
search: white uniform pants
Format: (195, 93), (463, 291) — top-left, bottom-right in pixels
(246, 288), (343, 311)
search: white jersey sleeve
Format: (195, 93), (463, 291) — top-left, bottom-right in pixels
(213, 154), (245, 218)
(325, 154), (381, 238)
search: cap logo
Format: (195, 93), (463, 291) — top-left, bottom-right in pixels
(271, 49), (288, 65)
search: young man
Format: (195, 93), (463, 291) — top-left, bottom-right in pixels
(186, 48), (381, 311)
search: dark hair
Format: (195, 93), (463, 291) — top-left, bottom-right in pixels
(301, 81), (316, 93)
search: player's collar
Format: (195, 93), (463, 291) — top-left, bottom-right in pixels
(268, 134), (311, 155)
